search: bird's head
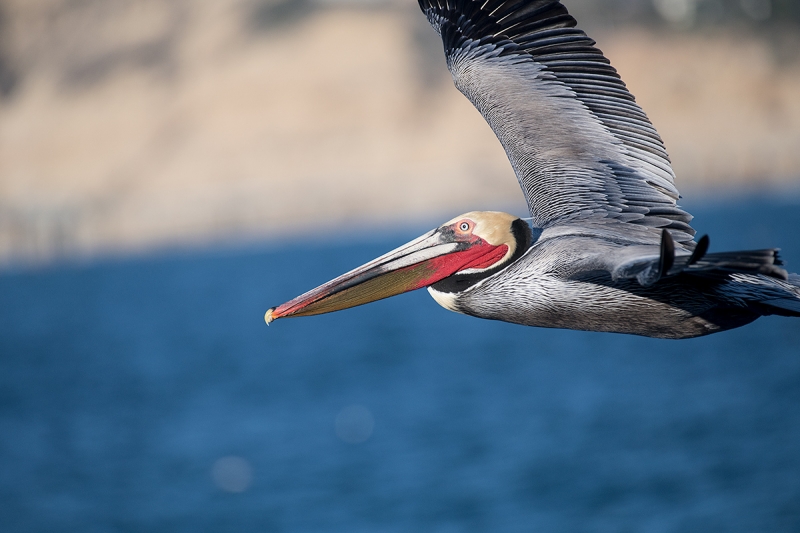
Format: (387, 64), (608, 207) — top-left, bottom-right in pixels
(265, 211), (532, 324)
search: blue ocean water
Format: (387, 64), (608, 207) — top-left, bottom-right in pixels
(1, 197), (800, 532)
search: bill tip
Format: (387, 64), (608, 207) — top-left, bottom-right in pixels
(264, 307), (276, 325)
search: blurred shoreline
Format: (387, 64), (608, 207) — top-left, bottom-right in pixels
(1, 0), (800, 267)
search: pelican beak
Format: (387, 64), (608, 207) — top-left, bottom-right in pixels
(265, 226), (506, 323)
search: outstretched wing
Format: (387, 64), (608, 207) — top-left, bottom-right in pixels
(419, 0), (695, 244)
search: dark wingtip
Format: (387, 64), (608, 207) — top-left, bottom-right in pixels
(659, 229), (675, 276)
(688, 235), (710, 265)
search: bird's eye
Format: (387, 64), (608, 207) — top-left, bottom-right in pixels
(459, 221), (471, 232)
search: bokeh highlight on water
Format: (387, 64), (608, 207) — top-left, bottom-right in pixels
(2, 196), (800, 532)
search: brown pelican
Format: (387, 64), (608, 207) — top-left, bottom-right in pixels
(265, 0), (800, 338)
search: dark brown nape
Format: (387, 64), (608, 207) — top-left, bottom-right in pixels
(432, 218), (533, 294)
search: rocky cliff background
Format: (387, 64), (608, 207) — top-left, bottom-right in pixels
(1, 0), (799, 265)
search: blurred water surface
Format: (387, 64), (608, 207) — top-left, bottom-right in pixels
(2, 196), (800, 532)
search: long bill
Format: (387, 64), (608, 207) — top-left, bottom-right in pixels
(264, 228), (505, 324)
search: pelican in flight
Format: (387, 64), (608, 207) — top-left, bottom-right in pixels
(266, 0), (800, 338)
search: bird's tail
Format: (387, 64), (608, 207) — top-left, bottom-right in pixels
(687, 253), (800, 318)
(754, 273), (800, 317)
(672, 235), (800, 318)
(621, 230), (800, 318)
(679, 246), (789, 281)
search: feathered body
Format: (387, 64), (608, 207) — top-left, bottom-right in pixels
(431, 223), (800, 339)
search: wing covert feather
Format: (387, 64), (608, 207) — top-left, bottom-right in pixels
(419, 0), (695, 244)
